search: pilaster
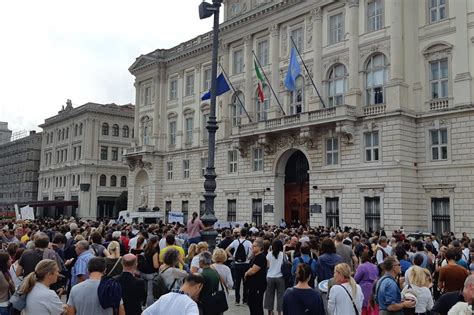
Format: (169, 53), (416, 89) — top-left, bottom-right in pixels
(219, 44), (231, 139)
(268, 24), (281, 119)
(346, 1), (361, 108)
(133, 81), (140, 146)
(244, 35), (254, 120)
(312, 7), (323, 110)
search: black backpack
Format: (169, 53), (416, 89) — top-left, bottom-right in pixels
(152, 267), (177, 300)
(97, 277), (122, 310)
(297, 257), (316, 288)
(234, 240), (248, 263)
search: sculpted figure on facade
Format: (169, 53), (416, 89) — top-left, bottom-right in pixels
(138, 186), (148, 209)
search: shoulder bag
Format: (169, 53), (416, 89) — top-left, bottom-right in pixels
(336, 284), (359, 315)
(201, 268), (229, 314)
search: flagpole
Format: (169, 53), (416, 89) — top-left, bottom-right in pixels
(252, 50), (286, 116)
(290, 37), (326, 108)
(219, 64), (252, 122)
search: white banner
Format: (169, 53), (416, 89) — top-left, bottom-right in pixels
(20, 205), (35, 220)
(168, 212), (184, 224)
(213, 220), (244, 229)
(14, 204), (20, 219)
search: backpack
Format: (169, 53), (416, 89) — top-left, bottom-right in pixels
(97, 277), (122, 310)
(297, 257), (316, 288)
(152, 267), (177, 300)
(234, 240), (248, 263)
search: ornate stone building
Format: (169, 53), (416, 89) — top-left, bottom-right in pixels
(125, 0), (474, 235)
(0, 131), (42, 210)
(38, 101), (134, 219)
(0, 122), (12, 145)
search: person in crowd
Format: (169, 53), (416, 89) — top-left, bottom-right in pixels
(9, 248), (24, 290)
(198, 251), (220, 315)
(404, 253), (425, 287)
(264, 239), (285, 315)
(375, 237), (391, 265)
(130, 234), (146, 255)
(67, 257), (125, 315)
(403, 265), (433, 314)
(22, 259), (65, 315)
(138, 236), (159, 306)
(114, 254), (146, 315)
(244, 238), (267, 315)
(226, 228), (252, 306)
(142, 273), (204, 315)
(104, 240), (122, 278)
(316, 238), (343, 282)
(335, 233), (358, 271)
(186, 243), (198, 266)
(328, 263), (364, 315)
(191, 242), (209, 273)
(0, 252), (14, 315)
(439, 247), (469, 293)
(159, 248), (188, 292)
(376, 256), (415, 314)
(282, 263), (325, 315)
(291, 243), (317, 288)
(159, 234), (185, 268)
(70, 240), (94, 287)
(187, 212), (206, 245)
(411, 240), (429, 268)
(89, 231), (110, 257)
(394, 244), (412, 274)
(52, 233), (67, 261)
(354, 252), (379, 315)
(217, 229), (234, 251)
(433, 275), (474, 315)
(212, 248), (233, 289)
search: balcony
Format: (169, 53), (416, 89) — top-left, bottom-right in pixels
(429, 98), (450, 111)
(363, 104), (386, 116)
(123, 145), (154, 157)
(231, 105), (357, 138)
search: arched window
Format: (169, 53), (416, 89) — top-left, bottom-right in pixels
(289, 75), (304, 114)
(122, 125), (129, 138)
(102, 123), (109, 136)
(231, 91), (244, 127)
(327, 64), (347, 107)
(112, 124), (119, 137)
(99, 175), (107, 186)
(120, 176), (127, 187)
(366, 53), (388, 105)
(110, 175), (117, 187)
(255, 85), (270, 122)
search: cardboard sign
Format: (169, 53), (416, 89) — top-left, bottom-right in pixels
(20, 205), (35, 220)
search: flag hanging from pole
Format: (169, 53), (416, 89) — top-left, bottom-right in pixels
(201, 73), (231, 101)
(284, 47), (302, 91)
(254, 60), (265, 102)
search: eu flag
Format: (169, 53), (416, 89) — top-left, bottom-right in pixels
(201, 73), (231, 101)
(284, 47), (302, 91)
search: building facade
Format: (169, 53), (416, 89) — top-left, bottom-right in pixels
(0, 131), (42, 210)
(38, 100), (134, 219)
(125, 0), (474, 235)
(0, 122), (12, 145)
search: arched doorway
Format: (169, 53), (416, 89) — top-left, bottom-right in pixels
(284, 151), (309, 225)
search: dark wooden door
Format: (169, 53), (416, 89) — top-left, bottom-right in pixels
(285, 182), (309, 225)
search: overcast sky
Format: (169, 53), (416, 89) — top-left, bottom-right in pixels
(0, 0), (217, 134)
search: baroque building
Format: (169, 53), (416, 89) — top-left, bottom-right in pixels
(125, 0), (474, 235)
(38, 100), (134, 219)
(0, 122), (12, 145)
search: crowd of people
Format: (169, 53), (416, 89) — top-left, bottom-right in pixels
(0, 213), (471, 315)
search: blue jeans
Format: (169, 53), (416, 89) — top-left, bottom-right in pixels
(234, 263), (249, 303)
(0, 306), (8, 315)
(140, 272), (156, 307)
(188, 236), (201, 245)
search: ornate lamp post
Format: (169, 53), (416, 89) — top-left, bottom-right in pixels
(199, 0), (223, 250)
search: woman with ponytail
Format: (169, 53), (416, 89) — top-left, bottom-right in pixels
(282, 263), (325, 315)
(328, 263), (364, 315)
(0, 252), (14, 315)
(21, 259), (65, 315)
(187, 212), (206, 245)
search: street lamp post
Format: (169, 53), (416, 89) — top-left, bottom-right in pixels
(199, 0), (222, 250)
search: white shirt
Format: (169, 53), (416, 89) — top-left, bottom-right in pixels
(213, 263), (234, 289)
(143, 292), (199, 315)
(228, 238), (252, 264)
(328, 282), (364, 315)
(266, 252), (283, 278)
(24, 282), (64, 315)
(191, 255), (202, 273)
(406, 284), (434, 313)
(128, 236), (147, 250)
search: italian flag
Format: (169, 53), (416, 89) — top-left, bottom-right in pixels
(254, 60), (265, 103)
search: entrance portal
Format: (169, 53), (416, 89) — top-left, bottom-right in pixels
(284, 151), (309, 225)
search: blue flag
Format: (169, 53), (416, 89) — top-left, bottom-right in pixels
(284, 47), (302, 91)
(201, 73), (231, 101)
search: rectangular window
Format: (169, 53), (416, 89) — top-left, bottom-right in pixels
(257, 40), (269, 66)
(290, 27), (303, 52)
(182, 201), (189, 223)
(252, 147), (263, 172)
(167, 161), (173, 180)
(169, 121), (176, 146)
(252, 199), (263, 227)
(202, 113), (209, 142)
(200, 200), (206, 217)
(185, 73), (194, 96)
(326, 197), (340, 228)
(364, 197), (381, 231)
(203, 68), (212, 91)
(73, 147), (77, 160)
(228, 150), (238, 173)
(429, 0), (446, 23)
(183, 160), (190, 179)
(100, 146), (108, 160)
(364, 131), (379, 162)
(165, 201), (172, 214)
(233, 49), (244, 74)
(431, 197), (450, 236)
(329, 13), (344, 44)
(111, 147), (118, 161)
(430, 129), (448, 160)
(144, 86), (152, 105)
(185, 117), (193, 145)
(367, 0), (383, 32)
(201, 157), (207, 177)
(227, 199), (237, 222)
(430, 59), (448, 99)
(326, 138), (339, 165)
(169, 79), (178, 100)
(78, 146), (81, 159)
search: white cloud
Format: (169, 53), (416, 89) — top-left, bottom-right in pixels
(0, 0), (216, 133)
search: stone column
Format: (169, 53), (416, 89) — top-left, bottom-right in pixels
(268, 24), (281, 119)
(243, 35), (254, 123)
(133, 81), (140, 146)
(452, 0), (471, 106)
(345, 1), (361, 108)
(312, 7), (323, 110)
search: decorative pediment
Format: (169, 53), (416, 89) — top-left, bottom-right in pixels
(128, 55), (158, 73)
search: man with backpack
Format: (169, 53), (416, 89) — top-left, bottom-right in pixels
(291, 243), (317, 288)
(114, 254), (146, 315)
(226, 228), (252, 306)
(67, 257), (125, 315)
